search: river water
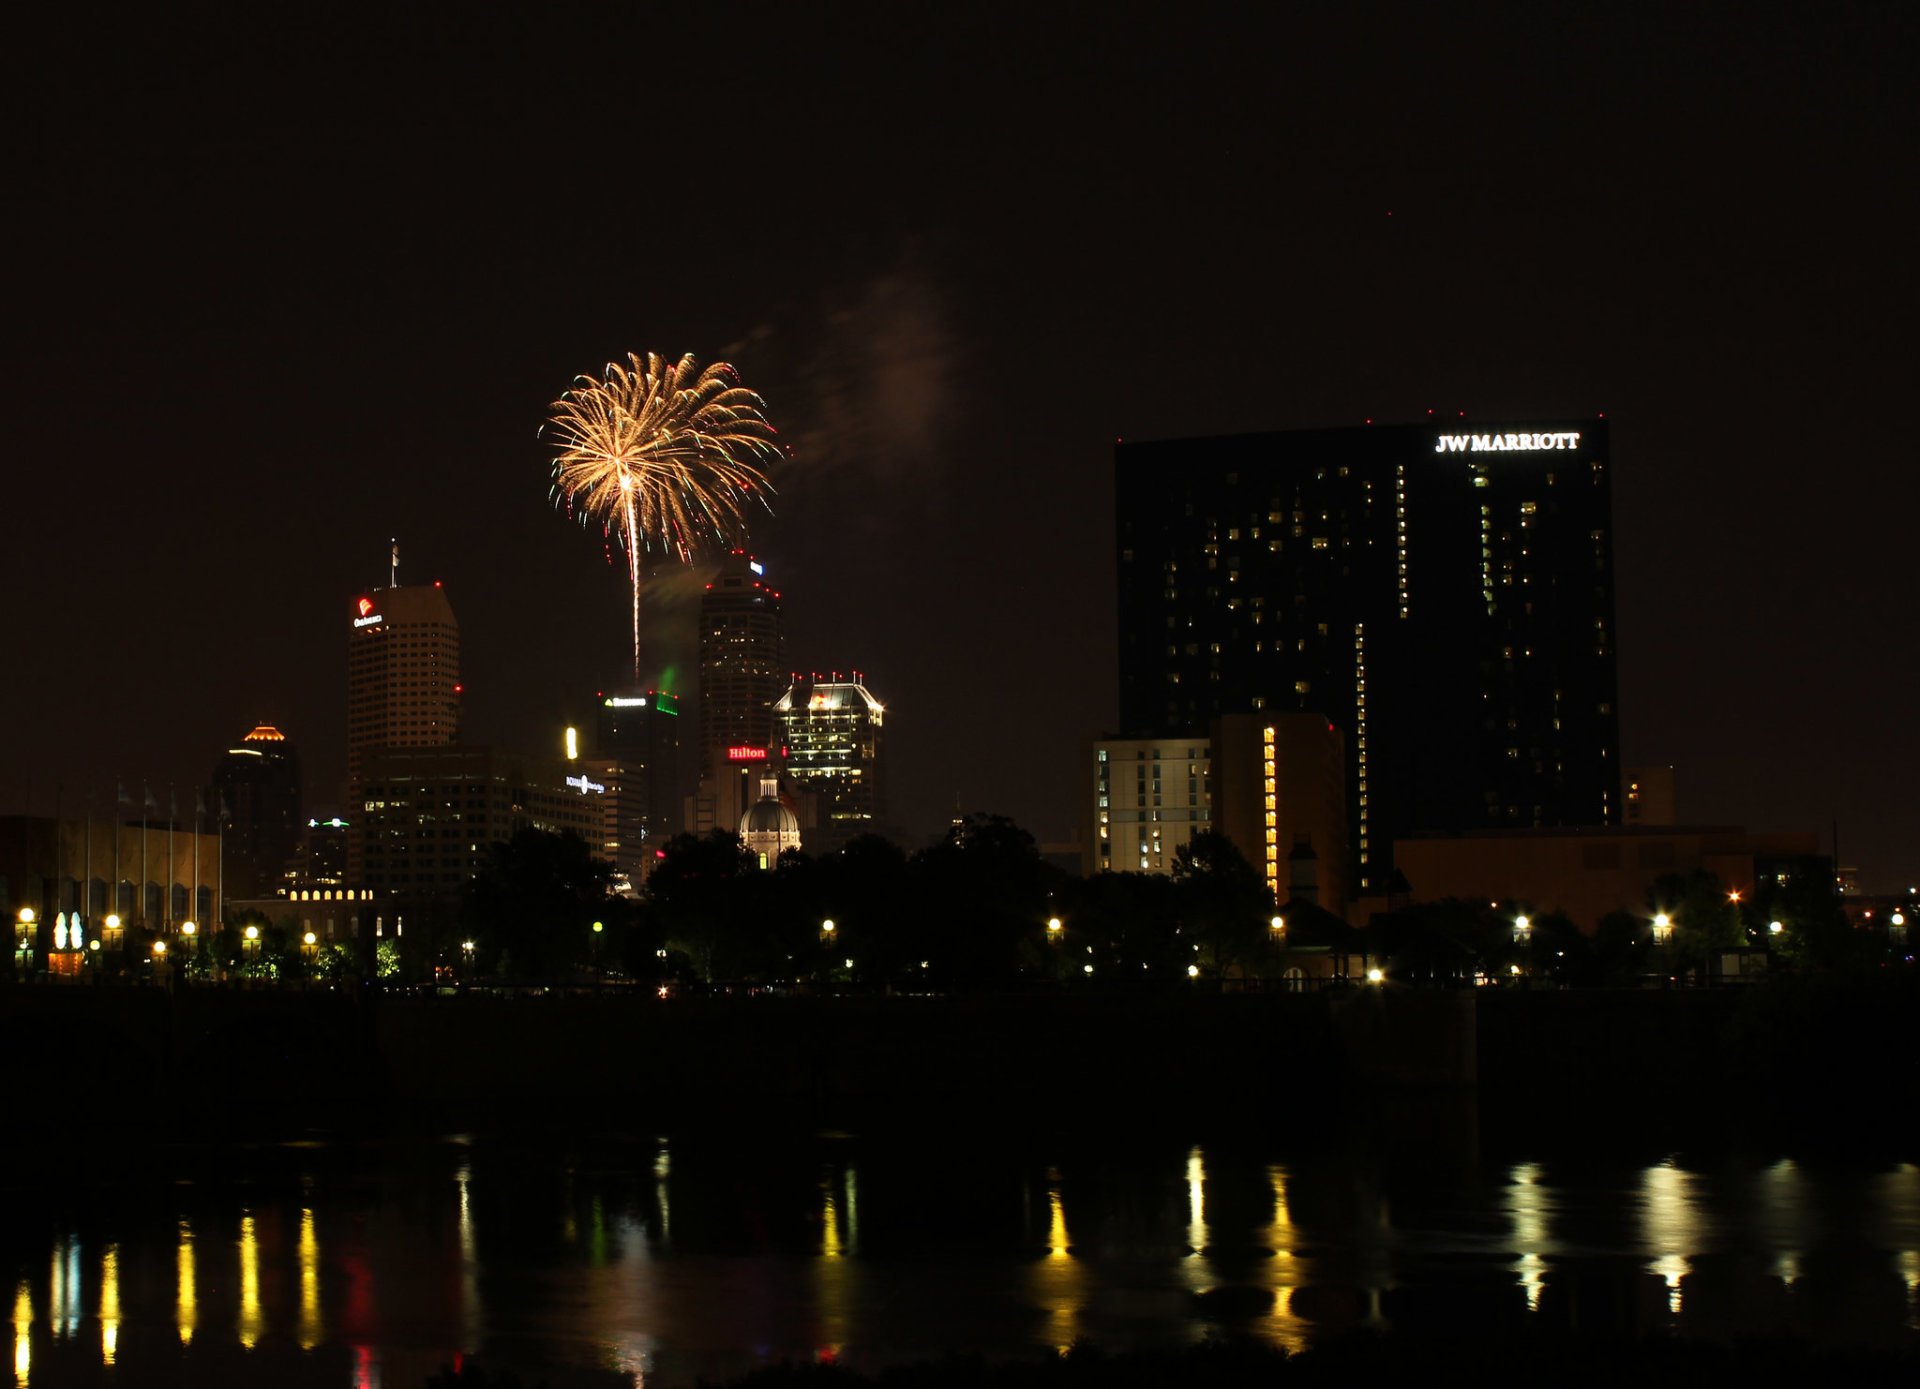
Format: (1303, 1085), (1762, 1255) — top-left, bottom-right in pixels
(5, 1130), (1919, 1387)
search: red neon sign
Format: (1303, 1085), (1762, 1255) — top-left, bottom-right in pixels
(357, 597), (374, 617)
(726, 746), (768, 761)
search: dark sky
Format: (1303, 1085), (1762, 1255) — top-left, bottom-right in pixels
(4, 4), (1914, 884)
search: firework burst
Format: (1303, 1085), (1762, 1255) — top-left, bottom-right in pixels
(546, 352), (780, 681)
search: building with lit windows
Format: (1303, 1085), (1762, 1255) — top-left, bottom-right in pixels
(346, 580), (461, 785)
(207, 723), (304, 900)
(773, 674), (887, 853)
(1086, 712), (1346, 917)
(698, 551), (785, 772)
(348, 745), (602, 897)
(1115, 420), (1620, 899)
(1624, 765), (1677, 826)
(585, 690), (682, 884)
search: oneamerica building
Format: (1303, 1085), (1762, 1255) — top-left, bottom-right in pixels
(1114, 419), (1620, 901)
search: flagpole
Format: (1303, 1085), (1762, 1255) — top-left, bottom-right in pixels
(114, 783), (124, 934)
(166, 786), (175, 930)
(83, 792), (92, 938)
(140, 784), (149, 930)
(191, 795), (200, 930)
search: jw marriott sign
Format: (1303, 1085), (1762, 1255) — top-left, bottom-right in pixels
(1434, 431), (1582, 453)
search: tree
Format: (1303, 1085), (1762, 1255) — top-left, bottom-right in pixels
(1170, 831), (1272, 978)
(906, 814), (1062, 987)
(1648, 870), (1742, 976)
(644, 831), (758, 982)
(459, 828), (614, 980)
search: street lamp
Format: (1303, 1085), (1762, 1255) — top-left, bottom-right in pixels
(1270, 914), (1285, 935)
(1652, 911), (1673, 944)
(820, 918), (836, 942)
(243, 924), (261, 973)
(462, 940), (476, 975)
(1514, 913), (1531, 942)
(1768, 920), (1783, 936)
(1366, 967), (1385, 984)
(1046, 916), (1063, 938)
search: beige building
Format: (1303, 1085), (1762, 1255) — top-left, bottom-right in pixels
(347, 580), (461, 784)
(1085, 712), (1347, 917)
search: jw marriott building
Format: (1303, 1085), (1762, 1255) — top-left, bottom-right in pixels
(1115, 420), (1621, 897)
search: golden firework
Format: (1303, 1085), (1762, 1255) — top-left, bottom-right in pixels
(547, 352), (779, 680)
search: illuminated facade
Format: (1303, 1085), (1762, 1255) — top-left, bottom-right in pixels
(1116, 420), (1620, 895)
(698, 551), (785, 772)
(773, 674), (886, 853)
(346, 581), (461, 784)
(1086, 712), (1346, 917)
(740, 770), (803, 868)
(207, 724), (304, 900)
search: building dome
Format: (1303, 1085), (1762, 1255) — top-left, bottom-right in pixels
(740, 772), (801, 868)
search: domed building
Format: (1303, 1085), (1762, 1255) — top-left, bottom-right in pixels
(740, 771), (801, 869)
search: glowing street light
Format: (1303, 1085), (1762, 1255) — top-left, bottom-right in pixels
(1768, 920), (1783, 935)
(1270, 915), (1285, 935)
(1514, 913), (1531, 941)
(180, 920), (196, 937)
(1366, 967), (1385, 984)
(1047, 917), (1063, 935)
(1652, 911), (1673, 943)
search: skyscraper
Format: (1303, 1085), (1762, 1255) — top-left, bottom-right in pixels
(1115, 420), (1620, 896)
(207, 723), (304, 900)
(773, 674), (886, 853)
(347, 579), (461, 784)
(589, 689), (683, 882)
(698, 551), (785, 771)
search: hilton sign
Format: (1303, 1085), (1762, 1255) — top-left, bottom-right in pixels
(1434, 431), (1582, 453)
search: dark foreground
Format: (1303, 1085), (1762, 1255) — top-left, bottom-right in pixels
(427, 1331), (1920, 1388)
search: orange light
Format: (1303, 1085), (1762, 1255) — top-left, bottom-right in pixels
(357, 597), (373, 617)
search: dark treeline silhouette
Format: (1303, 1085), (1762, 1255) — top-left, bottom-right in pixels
(358, 818), (1890, 991)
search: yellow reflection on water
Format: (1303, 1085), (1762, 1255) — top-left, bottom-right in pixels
(13, 1280), (30, 1387)
(653, 1144), (672, 1248)
(239, 1213), (262, 1349)
(1259, 1165), (1310, 1352)
(816, 1171), (854, 1357)
(822, 1187), (844, 1258)
(1641, 1162), (1697, 1314)
(1186, 1147), (1207, 1252)
(1033, 1180), (1082, 1350)
(100, 1245), (120, 1365)
(1507, 1162), (1551, 1311)
(299, 1208), (322, 1350)
(1179, 1146), (1215, 1299)
(1760, 1159), (1805, 1286)
(177, 1219), (197, 1345)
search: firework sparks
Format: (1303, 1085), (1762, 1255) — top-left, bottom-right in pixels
(546, 352), (780, 681)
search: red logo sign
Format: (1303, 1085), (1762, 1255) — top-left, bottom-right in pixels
(726, 746), (768, 761)
(357, 597), (374, 617)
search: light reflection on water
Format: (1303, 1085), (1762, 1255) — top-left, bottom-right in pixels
(5, 1141), (1920, 1386)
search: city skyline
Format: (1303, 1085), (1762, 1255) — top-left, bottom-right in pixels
(3, 6), (1915, 885)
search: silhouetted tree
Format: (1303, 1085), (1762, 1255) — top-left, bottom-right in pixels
(459, 828), (613, 979)
(1171, 831), (1271, 978)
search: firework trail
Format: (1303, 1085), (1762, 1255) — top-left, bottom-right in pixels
(546, 352), (780, 681)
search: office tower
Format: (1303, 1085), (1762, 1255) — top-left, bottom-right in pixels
(589, 690), (683, 882)
(207, 723), (304, 899)
(698, 551), (785, 771)
(773, 673), (886, 853)
(352, 745), (602, 898)
(1115, 420), (1619, 896)
(346, 579), (461, 784)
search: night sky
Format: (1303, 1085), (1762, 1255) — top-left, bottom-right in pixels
(4, 5), (1914, 884)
